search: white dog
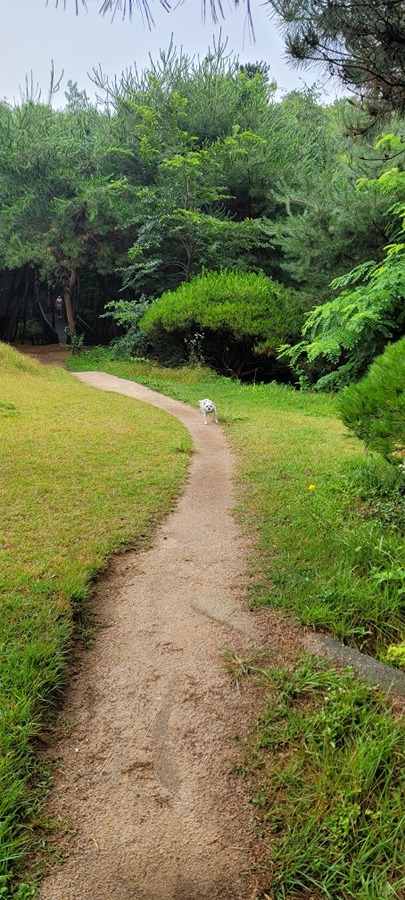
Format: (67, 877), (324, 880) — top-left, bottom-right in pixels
(199, 398), (218, 425)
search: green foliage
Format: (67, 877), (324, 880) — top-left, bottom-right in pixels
(141, 269), (288, 336)
(1, 47), (405, 384)
(341, 454), (405, 531)
(340, 337), (405, 464)
(124, 207), (274, 295)
(27, 320), (44, 342)
(281, 144), (405, 387)
(121, 121), (276, 295)
(384, 642), (405, 669)
(293, 248), (404, 389)
(101, 296), (152, 357)
(139, 269), (307, 377)
(65, 331), (85, 355)
(275, 136), (394, 296)
(269, 0), (405, 121)
(0, 96), (135, 341)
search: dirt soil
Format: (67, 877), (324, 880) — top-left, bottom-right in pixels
(16, 343), (70, 367)
(36, 368), (305, 900)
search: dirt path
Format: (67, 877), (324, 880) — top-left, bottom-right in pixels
(39, 372), (280, 900)
(16, 343), (70, 367)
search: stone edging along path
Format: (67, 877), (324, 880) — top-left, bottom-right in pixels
(38, 370), (405, 900)
(304, 633), (405, 699)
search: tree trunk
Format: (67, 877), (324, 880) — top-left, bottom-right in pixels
(5, 267), (30, 343)
(184, 240), (195, 282)
(49, 283), (55, 330)
(2, 270), (18, 341)
(64, 268), (77, 337)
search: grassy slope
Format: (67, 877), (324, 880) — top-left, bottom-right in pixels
(0, 344), (191, 893)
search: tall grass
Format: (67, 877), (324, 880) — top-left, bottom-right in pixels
(0, 344), (191, 894)
(242, 656), (405, 899)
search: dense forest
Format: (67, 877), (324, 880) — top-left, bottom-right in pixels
(0, 41), (404, 386)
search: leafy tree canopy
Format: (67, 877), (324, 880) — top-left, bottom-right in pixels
(281, 136), (405, 389)
(1, 42), (404, 384)
(62, 0), (405, 119)
(269, 0), (405, 120)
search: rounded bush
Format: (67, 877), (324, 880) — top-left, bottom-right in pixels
(139, 270), (307, 379)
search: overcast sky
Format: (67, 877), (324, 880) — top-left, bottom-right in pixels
(1, 0), (335, 106)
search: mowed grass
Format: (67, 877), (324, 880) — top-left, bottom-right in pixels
(0, 344), (191, 893)
(70, 351), (405, 658)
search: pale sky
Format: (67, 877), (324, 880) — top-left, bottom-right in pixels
(0, 0), (334, 106)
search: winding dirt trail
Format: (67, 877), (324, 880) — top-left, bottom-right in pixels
(39, 372), (269, 900)
(31, 359), (405, 900)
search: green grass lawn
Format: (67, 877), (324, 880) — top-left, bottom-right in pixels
(0, 344), (191, 895)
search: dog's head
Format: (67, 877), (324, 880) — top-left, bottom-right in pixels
(200, 399), (215, 413)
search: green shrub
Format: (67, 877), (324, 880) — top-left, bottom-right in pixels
(339, 337), (405, 464)
(139, 269), (309, 380)
(101, 297), (152, 359)
(281, 161), (405, 390)
(384, 642), (405, 669)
